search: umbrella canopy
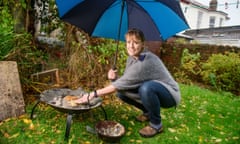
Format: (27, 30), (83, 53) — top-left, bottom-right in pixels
(55, 0), (189, 41)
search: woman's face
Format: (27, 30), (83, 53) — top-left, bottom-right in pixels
(125, 35), (144, 59)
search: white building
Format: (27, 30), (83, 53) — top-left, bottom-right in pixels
(180, 0), (229, 29)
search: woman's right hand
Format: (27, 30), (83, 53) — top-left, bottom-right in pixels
(74, 93), (93, 104)
(108, 68), (117, 80)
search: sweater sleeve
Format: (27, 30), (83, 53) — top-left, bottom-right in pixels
(112, 52), (160, 90)
(112, 51), (179, 92)
(112, 56), (144, 90)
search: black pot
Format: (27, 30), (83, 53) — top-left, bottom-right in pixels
(95, 120), (125, 143)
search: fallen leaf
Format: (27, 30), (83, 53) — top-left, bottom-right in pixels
(168, 128), (177, 133)
(129, 139), (135, 142)
(126, 131), (132, 136)
(198, 136), (203, 143)
(215, 138), (222, 143)
(232, 136), (239, 140)
(3, 118), (12, 122)
(23, 118), (32, 124)
(175, 136), (179, 141)
(4, 132), (10, 138)
(161, 114), (166, 119)
(29, 123), (35, 130)
(129, 121), (135, 126)
(9, 133), (20, 139)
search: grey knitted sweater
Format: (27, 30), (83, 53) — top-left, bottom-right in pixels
(112, 51), (181, 105)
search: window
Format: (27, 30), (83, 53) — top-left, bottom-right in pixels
(219, 18), (223, 27)
(209, 16), (216, 28)
(184, 7), (188, 13)
(197, 11), (203, 29)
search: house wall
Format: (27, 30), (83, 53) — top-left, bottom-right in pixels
(180, 1), (228, 29)
(183, 25), (240, 47)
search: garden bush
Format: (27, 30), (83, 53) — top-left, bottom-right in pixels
(0, 6), (14, 60)
(68, 35), (127, 88)
(0, 4), (48, 91)
(201, 52), (240, 95)
(174, 48), (202, 84)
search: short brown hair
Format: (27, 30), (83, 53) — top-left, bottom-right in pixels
(125, 28), (145, 42)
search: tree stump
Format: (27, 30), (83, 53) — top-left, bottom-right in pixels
(0, 61), (25, 121)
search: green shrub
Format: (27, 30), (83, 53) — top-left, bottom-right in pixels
(68, 36), (127, 88)
(0, 6), (14, 60)
(174, 48), (201, 84)
(89, 39), (127, 74)
(201, 52), (240, 95)
(1, 4), (48, 83)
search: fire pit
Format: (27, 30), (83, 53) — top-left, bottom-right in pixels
(30, 88), (107, 140)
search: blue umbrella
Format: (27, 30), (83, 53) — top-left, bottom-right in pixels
(56, 0), (189, 66)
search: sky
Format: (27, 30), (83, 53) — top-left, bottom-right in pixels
(197, 0), (240, 26)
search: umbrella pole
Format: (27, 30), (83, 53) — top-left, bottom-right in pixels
(113, 0), (125, 70)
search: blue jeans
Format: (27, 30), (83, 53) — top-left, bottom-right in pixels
(117, 81), (176, 125)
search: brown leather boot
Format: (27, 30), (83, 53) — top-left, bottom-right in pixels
(135, 114), (149, 122)
(139, 125), (163, 137)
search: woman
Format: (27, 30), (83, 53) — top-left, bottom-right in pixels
(75, 28), (180, 137)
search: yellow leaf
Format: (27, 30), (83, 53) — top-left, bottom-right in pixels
(215, 138), (222, 143)
(23, 118), (32, 124)
(197, 126), (201, 129)
(9, 133), (19, 139)
(29, 123), (35, 130)
(3, 118), (12, 122)
(136, 140), (143, 143)
(161, 114), (166, 119)
(232, 136), (239, 140)
(4, 132), (10, 138)
(168, 128), (177, 133)
(130, 121), (135, 126)
(121, 114), (128, 119)
(126, 105), (132, 111)
(175, 136), (179, 141)
(181, 104), (186, 108)
(19, 114), (27, 119)
(126, 131), (132, 136)
(129, 139), (135, 142)
(198, 136), (203, 143)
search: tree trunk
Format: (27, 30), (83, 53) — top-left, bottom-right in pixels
(13, 1), (26, 33)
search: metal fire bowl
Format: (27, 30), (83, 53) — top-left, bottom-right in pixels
(95, 120), (125, 143)
(40, 88), (102, 114)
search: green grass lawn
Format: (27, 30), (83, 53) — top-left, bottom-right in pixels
(0, 84), (239, 144)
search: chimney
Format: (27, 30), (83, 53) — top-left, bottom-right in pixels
(209, 0), (218, 11)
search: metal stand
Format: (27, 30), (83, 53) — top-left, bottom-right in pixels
(30, 99), (41, 119)
(65, 114), (73, 141)
(30, 100), (108, 141)
(64, 105), (108, 141)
